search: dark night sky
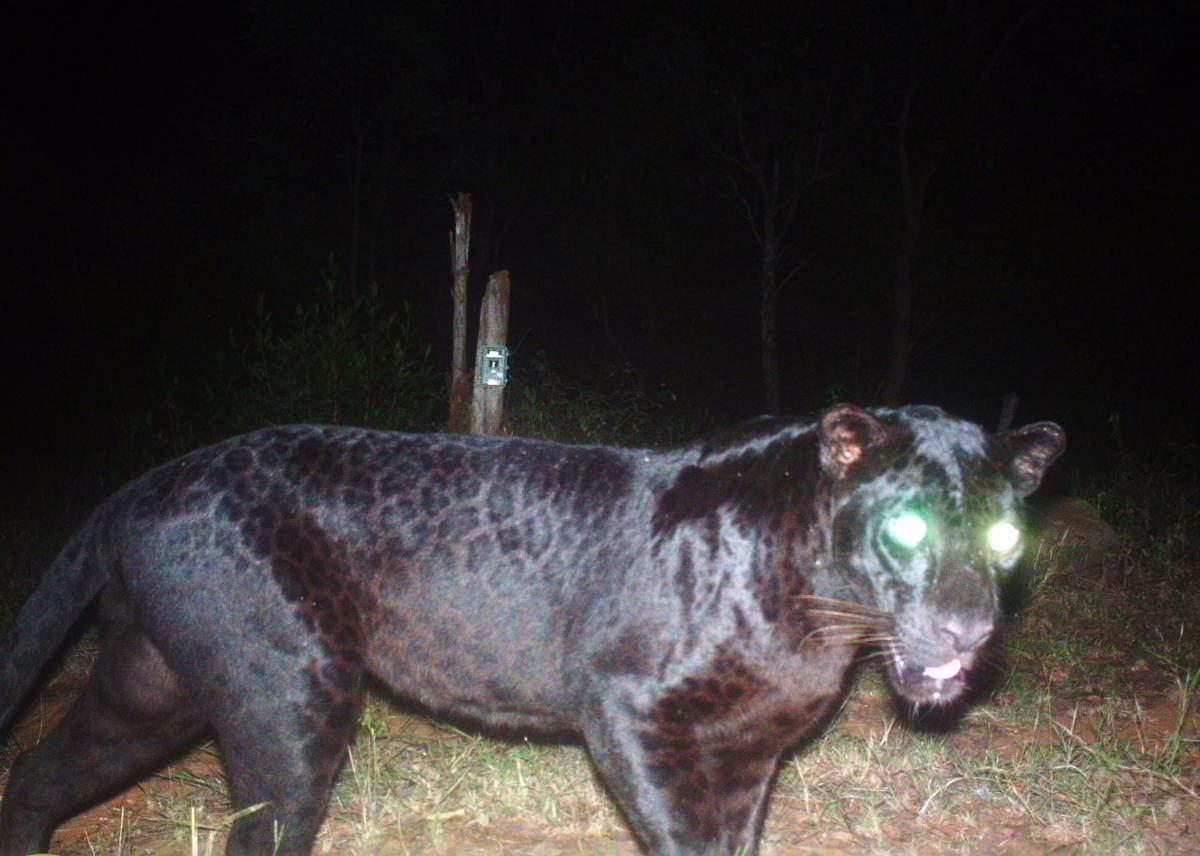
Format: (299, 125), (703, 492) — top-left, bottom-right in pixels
(3, 1), (1196, 496)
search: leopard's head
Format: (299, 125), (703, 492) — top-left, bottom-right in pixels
(819, 404), (1065, 705)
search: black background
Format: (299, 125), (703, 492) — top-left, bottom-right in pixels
(3, 1), (1195, 496)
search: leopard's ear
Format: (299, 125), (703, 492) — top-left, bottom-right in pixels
(819, 404), (888, 480)
(1005, 422), (1066, 496)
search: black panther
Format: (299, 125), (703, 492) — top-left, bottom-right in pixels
(0, 404), (1064, 854)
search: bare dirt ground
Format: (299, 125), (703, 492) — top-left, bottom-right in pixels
(3, 499), (1197, 854)
(8, 664), (1195, 855)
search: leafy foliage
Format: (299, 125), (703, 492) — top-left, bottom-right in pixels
(504, 353), (708, 447)
(122, 263), (441, 471)
(1088, 433), (1199, 588)
(207, 264), (440, 435)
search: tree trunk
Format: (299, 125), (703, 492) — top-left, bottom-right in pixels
(758, 164), (783, 415)
(471, 271), (511, 435)
(448, 193), (473, 431)
(760, 249), (782, 415)
(881, 229), (915, 406)
(881, 81), (932, 406)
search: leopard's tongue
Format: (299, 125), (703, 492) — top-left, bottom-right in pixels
(923, 659), (963, 681)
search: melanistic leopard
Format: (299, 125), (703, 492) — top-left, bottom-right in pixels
(0, 404), (1064, 855)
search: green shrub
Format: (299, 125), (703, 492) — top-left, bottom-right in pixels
(206, 268), (440, 435)
(122, 263), (441, 470)
(1089, 440), (1199, 587)
(504, 353), (708, 447)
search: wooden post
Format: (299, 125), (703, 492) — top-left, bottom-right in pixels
(448, 193), (472, 432)
(471, 271), (511, 435)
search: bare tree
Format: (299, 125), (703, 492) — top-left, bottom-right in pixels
(703, 109), (828, 413)
(878, 1), (1047, 404)
(671, 6), (838, 413)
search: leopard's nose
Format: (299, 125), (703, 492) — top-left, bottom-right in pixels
(941, 618), (993, 654)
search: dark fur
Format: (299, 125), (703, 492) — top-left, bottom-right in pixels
(0, 405), (1064, 855)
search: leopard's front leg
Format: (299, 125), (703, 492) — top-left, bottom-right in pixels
(582, 689), (791, 856)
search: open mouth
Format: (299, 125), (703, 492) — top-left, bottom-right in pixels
(889, 651), (970, 704)
(923, 658), (962, 681)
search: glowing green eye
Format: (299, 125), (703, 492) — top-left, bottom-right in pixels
(987, 520), (1021, 552)
(885, 512), (928, 549)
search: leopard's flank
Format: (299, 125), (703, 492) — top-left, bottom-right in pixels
(0, 404), (1064, 855)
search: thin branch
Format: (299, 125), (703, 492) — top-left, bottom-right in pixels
(970, 1), (1049, 108)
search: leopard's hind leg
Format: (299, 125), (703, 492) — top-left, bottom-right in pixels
(0, 629), (208, 856)
(209, 650), (366, 855)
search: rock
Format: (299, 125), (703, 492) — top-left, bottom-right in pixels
(1032, 497), (1118, 566)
